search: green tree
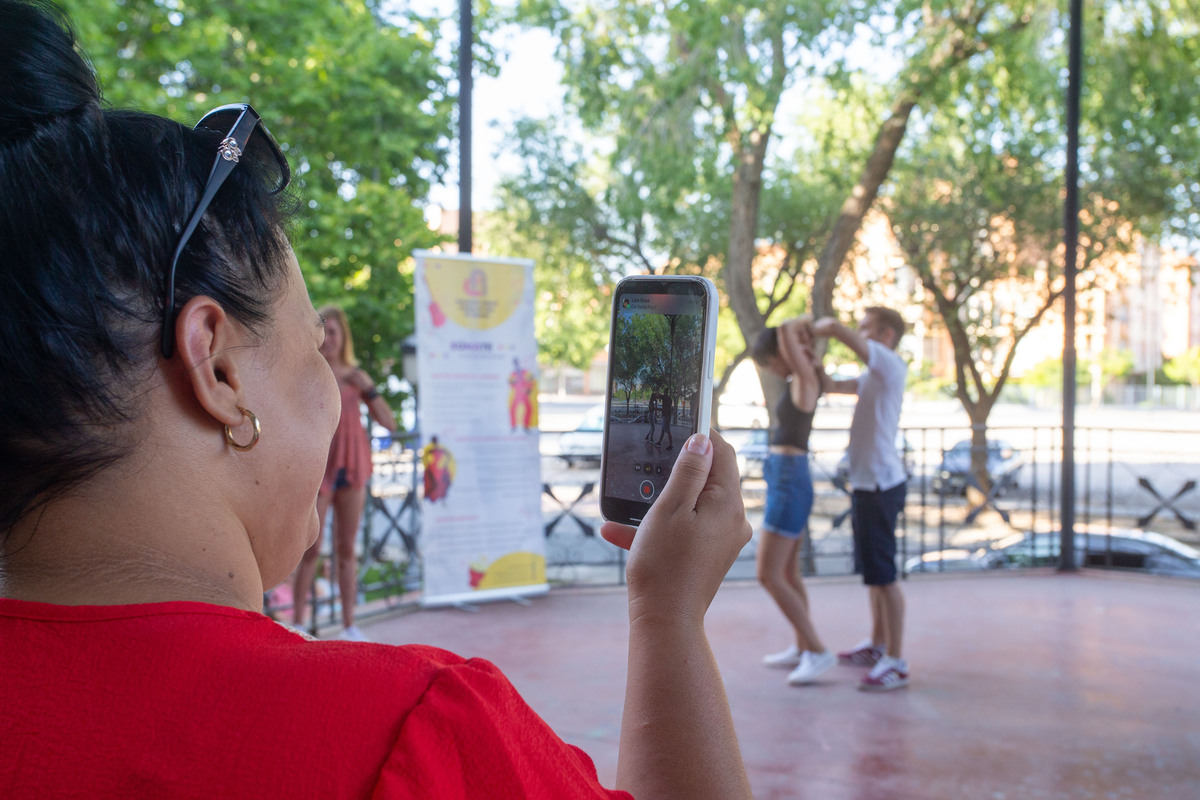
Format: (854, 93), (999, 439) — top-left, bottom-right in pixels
(1082, 1), (1200, 243)
(505, 0), (1036, 422)
(883, 0), (1200, 491)
(63, 0), (458, 402)
(1091, 348), (1135, 384)
(477, 118), (616, 372)
(610, 312), (660, 412)
(1164, 346), (1200, 387)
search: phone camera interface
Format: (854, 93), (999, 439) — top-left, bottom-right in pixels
(603, 288), (705, 507)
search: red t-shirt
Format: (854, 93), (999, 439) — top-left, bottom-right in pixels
(0, 599), (632, 799)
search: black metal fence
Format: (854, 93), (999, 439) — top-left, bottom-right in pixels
(267, 423), (1200, 630)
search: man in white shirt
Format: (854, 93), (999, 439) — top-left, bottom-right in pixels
(811, 307), (910, 692)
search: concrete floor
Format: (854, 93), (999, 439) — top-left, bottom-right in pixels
(358, 570), (1200, 800)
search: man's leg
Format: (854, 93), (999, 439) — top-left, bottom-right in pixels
(870, 586), (886, 647)
(856, 482), (909, 691)
(874, 482), (907, 657)
(872, 582), (905, 659)
(851, 493), (884, 648)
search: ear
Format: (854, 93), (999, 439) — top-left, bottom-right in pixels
(175, 295), (250, 429)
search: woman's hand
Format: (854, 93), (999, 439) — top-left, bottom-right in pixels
(605, 430), (755, 800)
(351, 368), (398, 432)
(601, 430), (751, 627)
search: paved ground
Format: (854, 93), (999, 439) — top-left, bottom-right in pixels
(358, 569), (1200, 800)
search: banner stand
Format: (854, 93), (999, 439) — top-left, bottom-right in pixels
(413, 251), (548, 608)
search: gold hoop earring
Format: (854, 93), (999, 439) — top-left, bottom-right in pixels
(224, 406), (261, 452)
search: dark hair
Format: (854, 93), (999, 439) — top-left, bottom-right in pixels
(865, 306), (906, 349)
(0, 0), (297, 537)
(749, 327), (779, 367)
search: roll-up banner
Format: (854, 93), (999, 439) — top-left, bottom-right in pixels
(413, 251), (547, 607)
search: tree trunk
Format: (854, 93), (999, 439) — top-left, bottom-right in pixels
(966, 406), (994, 495)
(724, 129), (771, 348)
(810, 96), (918, 321)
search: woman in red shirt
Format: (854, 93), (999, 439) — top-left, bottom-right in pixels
(0, 2), (753, 798)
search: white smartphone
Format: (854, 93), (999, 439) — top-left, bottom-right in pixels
(599, 275), (718, 526)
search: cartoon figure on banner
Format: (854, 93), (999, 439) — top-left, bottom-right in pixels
(421, 436), (456, 503)
(469, 556), (488, 588)
(508, 357), (539, 432)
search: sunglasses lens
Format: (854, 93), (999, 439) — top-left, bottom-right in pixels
(254, 126), (290, 195)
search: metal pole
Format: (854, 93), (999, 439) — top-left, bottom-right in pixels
(458, 0), (473, 254)
(1060, 0), (1083, 572)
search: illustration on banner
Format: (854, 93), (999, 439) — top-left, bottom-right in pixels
(420, 436), (456, 503)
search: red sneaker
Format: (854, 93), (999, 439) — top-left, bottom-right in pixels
(837, 639), (883, 667)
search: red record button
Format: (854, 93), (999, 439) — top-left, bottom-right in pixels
(639, 480), (656, 499)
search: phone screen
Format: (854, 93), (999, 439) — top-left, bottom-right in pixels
(600, 276), (715, 525)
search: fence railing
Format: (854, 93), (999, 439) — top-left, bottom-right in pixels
(267, 423), (1200, 628)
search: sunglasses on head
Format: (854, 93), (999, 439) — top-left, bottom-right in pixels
(160, 103), (291, 358)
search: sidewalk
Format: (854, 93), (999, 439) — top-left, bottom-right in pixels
(360, 569), (1200, 800)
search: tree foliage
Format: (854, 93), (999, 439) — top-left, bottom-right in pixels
(1164, 346), (1200, 387)
(502, 0), (1049, 421)
(476, 121), (615, 371)
(62, 0), (460, 396)
(1082, 1), (1200, 241)
(498, 0), (1200, 445)
(886, 17), (1069, 428)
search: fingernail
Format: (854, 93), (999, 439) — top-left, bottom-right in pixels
(686, 433), (710, 454)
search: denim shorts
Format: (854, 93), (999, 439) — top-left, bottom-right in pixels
(851, 482), (907, 586)
(762, 452), (814, 538)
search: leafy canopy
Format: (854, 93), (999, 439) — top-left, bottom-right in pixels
(64, 0), (460, 397)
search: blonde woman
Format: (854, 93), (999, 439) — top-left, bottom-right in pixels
(292, 305), (397, 640)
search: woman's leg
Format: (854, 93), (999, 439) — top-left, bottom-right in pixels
(292, 490), (333, 625)
(785, 542), (810, 609)
(757, 531), (824, 652)
(332, 484), (369, 629)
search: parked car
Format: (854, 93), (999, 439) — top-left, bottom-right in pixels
(558, 404), (605, 468)
(832, 431), (914, 491)
(905, 526), (1200, 578)
(931, 438), (1023, 496)
(723, 427), (769, 481)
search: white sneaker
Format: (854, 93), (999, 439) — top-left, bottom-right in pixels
(859, 655), (909, 692)
(787, 650), (836, 685)
(337, 625), (370, 642)
(762, 644), (803, 669)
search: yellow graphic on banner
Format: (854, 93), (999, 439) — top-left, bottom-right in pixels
(424, 258), (526, 330)
(470, 552), (546, 591)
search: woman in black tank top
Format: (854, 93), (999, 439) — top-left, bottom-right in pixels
(748, 318), (834, 686)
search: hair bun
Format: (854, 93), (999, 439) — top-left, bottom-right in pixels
(0, 0), (100, 141)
